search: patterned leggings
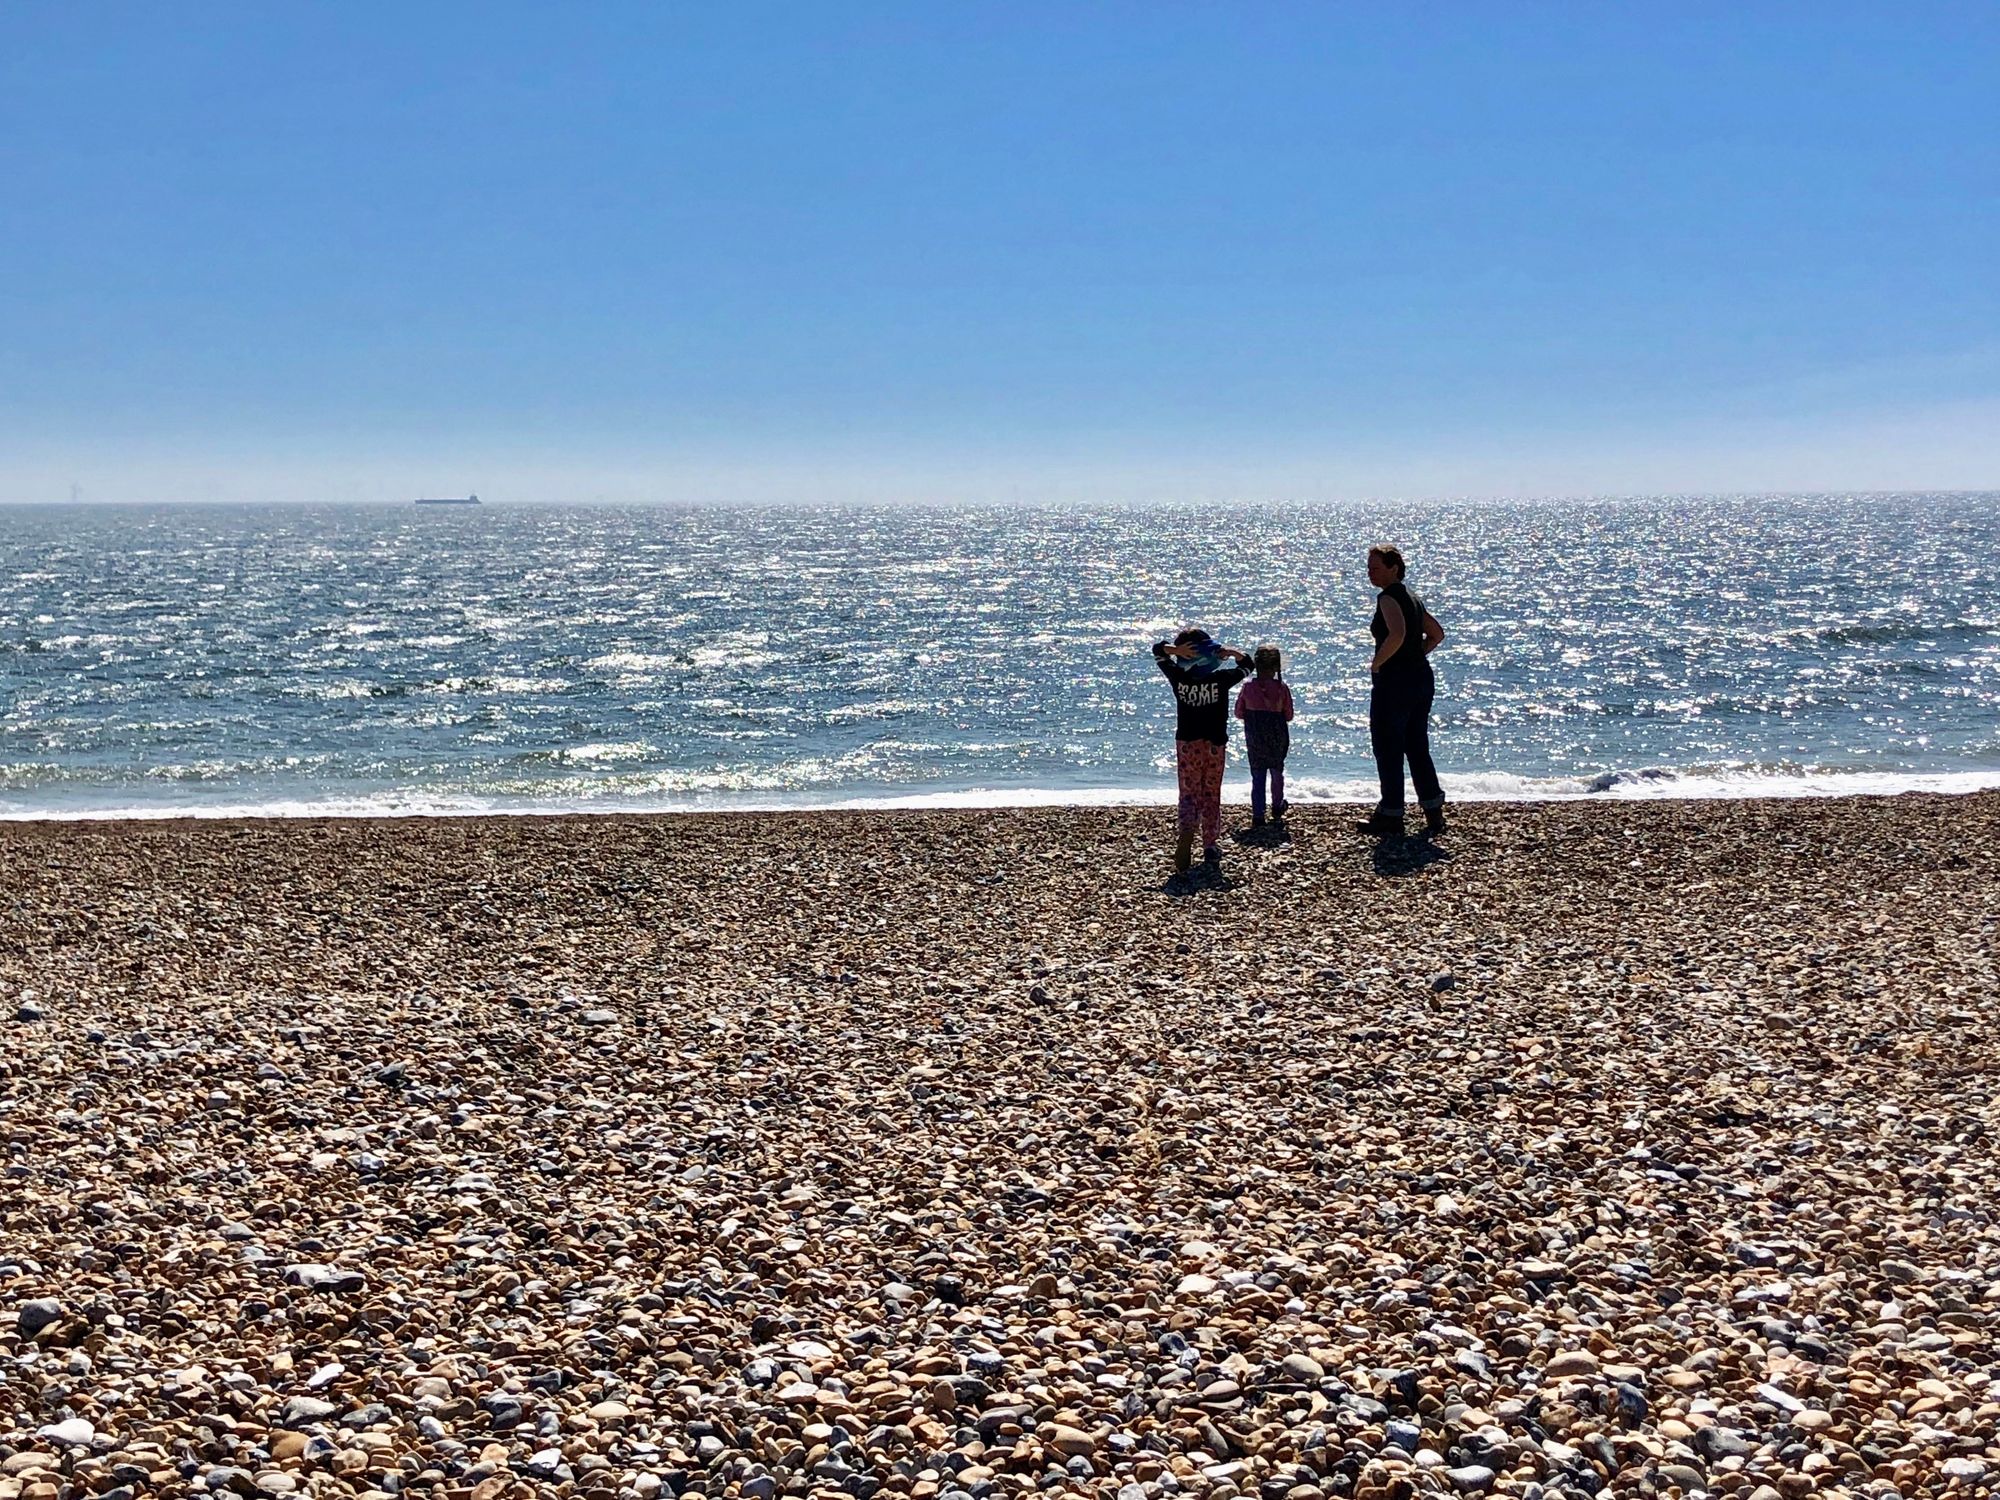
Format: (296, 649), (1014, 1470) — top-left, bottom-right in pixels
(1175, 739), (1226, 850)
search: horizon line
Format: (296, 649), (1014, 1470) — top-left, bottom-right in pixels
(6, 487), (1999, 512)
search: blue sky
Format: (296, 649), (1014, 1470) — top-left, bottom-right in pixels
(2, 3), (1996, 502)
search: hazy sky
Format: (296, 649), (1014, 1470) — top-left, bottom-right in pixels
(3, 3), (1996, 503)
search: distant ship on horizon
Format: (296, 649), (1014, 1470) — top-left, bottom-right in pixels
(415, 493), (480, 506)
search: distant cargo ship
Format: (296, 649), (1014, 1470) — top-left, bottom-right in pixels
(415, 493), (481, 506)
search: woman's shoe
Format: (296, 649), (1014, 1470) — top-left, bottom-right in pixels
(1424, 807), (1448, 836)
(1354, 814), (1405, 837)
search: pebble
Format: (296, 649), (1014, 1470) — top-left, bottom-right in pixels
(1697, 1425), (1755, 1460)
(1045, 1424), (1096, 1456)
(279, 1396), (338, 1427)
(282, 1263), (367, 1293)
(0, 800), (1994, 1500)
(1279, 1353), (1323, 1383)
(1542, 1350), (1600, 1379)
(14, 1298), (63, 1339)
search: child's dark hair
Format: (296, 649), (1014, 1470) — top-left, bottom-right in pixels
(1173, 627), (1211, 648)
(1254, 644), (1281, 676)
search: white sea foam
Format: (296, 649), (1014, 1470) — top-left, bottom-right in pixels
(6, 765), (1997, 822)
(548, 741), (654, 764)
(583, 651), (681, 674)
(828, 767), (2000, 809)
(822, 699), (923, 723)
(687, 646), (778, 670)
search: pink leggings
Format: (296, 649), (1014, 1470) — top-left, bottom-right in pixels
(1176, 739), (1226, 850)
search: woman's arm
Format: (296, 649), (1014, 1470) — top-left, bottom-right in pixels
(1421, 613), (1446, 655)
(1371, 596), (1406, 674)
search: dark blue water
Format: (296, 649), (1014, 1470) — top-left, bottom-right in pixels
(4, 497), (1997, 817)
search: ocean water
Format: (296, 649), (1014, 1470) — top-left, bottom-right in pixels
(3, 496), (1997, 819)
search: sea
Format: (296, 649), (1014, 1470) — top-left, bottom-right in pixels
(3, 495), (1997, 820)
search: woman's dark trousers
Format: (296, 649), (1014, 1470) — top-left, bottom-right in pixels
(1370, 669), (1444, 818)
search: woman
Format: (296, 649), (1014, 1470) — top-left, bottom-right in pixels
(1359, 544), (1447, 836)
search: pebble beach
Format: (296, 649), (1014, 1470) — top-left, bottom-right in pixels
(1, 796), (1996, 1500)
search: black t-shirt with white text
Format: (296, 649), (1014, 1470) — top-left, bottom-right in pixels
(1153, 644), (1249, 745)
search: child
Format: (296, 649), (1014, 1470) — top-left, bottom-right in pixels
(1234, 644), (1294, 826)
(1151, 628), (1253, 875)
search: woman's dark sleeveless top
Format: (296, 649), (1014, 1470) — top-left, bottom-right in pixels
(1370, 580), (1432, 679)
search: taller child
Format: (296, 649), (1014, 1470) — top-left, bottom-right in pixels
(1151, 629), (1253, 875)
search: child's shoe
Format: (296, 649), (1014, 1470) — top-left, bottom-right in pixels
(1250, 815), (1266, 828)
(1202, 846), (1223, 874)
(1174, 831), (1194, 874)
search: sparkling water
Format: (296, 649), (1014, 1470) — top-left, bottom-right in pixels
(3, 495), (1997, 817)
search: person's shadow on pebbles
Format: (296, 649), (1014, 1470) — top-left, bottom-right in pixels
(1231, 822), (1290, 850)
(1159, 864), (1239, 898)
(1370, 833), (1452, 878)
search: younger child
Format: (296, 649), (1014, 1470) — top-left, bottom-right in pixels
(1234, 644), (1294, 826)
(1151, 628), (1253, 874)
